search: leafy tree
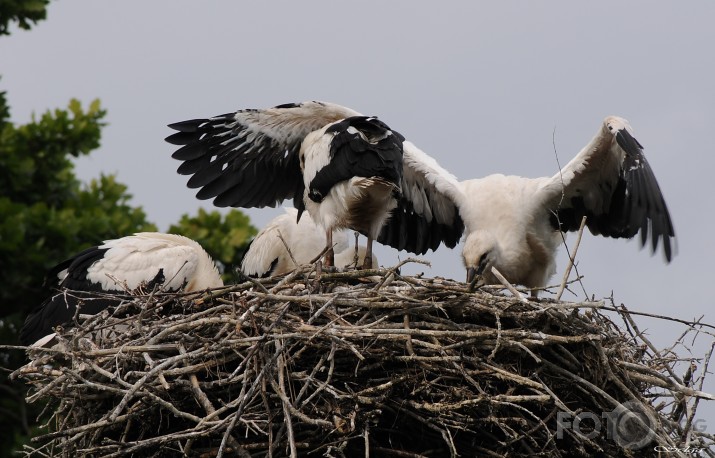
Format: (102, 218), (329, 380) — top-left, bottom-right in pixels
(0, 97), (157, 319)
(0, 0), (50, 35)
(0, 95), (157, 454)
(0, 94), (258, 454)
(1, 8), (257, 454)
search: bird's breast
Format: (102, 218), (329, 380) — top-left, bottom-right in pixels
(304, 178), (399, 237)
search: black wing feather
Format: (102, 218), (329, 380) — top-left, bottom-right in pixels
(378, 197), (464, 255)
(21, 245), (172, 346)
(550, 126), (674, 261)
(22, 246), (112, 346)
(166, 113), (304, 208)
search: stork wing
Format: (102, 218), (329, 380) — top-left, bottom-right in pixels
(537, 116), (675, 261)
(378, 141), (465, 254)
(166, 101), (361, 209)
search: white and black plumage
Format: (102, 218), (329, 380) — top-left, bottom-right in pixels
(459, 116), (675, 295)
(20, 233), (223, 346)
(240, 208), (375, 277)
(165, 101), (464, 269)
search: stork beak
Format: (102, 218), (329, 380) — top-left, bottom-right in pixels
(466, 266), (487, 292)
(466, 267), (477, 284)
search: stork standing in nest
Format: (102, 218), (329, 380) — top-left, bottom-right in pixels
(166, 101), (464, 270)
(458, 116), (675, 296)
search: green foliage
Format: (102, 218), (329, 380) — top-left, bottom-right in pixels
(1, 6), (257, 454)
(0, 89), (10, 124)
(0, 97), (156, 454)
(0, 98), (105, 206)
(169, 208), (257, 282)
(0, 0), (50, 35)
(0, 99), (156, 320)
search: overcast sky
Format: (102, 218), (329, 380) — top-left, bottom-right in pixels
(3, 1), (714, 428)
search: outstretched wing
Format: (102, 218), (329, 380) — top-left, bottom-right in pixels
(166, 101), (361, 209)
(537, 116), (674, 261)
(378, 141), (465, 254)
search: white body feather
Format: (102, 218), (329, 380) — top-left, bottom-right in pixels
(241, 208), (374, 276)
(460, 175), (560, 289)
(79, 233), (222, 291)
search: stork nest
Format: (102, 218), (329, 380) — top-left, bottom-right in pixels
(12, 262), (715, 457)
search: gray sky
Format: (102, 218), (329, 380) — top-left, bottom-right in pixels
(3, 0), (714, 428)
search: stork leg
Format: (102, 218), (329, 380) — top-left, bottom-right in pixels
(362, 237), (373, 270)
(324, 229), (334, 267)
(353, 231), (360, 267)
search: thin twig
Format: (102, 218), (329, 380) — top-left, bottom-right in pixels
(556, 215), (587, 301)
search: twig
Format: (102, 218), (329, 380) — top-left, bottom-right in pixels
(490, 266), (528, 302)
(555, 215), (587, 301)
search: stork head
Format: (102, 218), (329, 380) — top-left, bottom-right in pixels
(463, 230), (500, 284)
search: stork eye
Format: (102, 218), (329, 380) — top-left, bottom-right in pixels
(478, 252), (489, 270)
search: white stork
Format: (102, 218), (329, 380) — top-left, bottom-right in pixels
(20, 233), (223, 346)
(459, 116), (675, 296)
(240, 208), (375, 277)
(165, 101), (464, 269)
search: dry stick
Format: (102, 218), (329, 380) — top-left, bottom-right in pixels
(683, 341), (715, 445)
(277, 341), (298, 458)
(307, 295), (338, 325)
(227, 300), (294, 382)
(490, 266), (528, 302)
(108, 350), (196, 422)
(373, 258), (430, 291)
(299, 342), (337, 409)
(236, 267), (270, 293)
(543, 360), (675, 450)
(26, 374), (69, 403)
(178, 344), (220, 417)
(555, 216), (587, 301)
(536, 376), (605, 451)
(600, 306), (715, 333)
(211, 303), (294, 422)
(293, 353), (329, 406)
(268, 375), (332, 428)
(277, 230), (299, 269)
(617, 361), (715, 401)
(142, 352), (169, 390)
(390, 400), (458, 457)
(594, 341), (659, 433)
(550, 126), (589, 301)
(364, 424), (370, 458)
(488, 309), (503, 360)
(618, 303), (683, 384)
(403, 314), (416, 357)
